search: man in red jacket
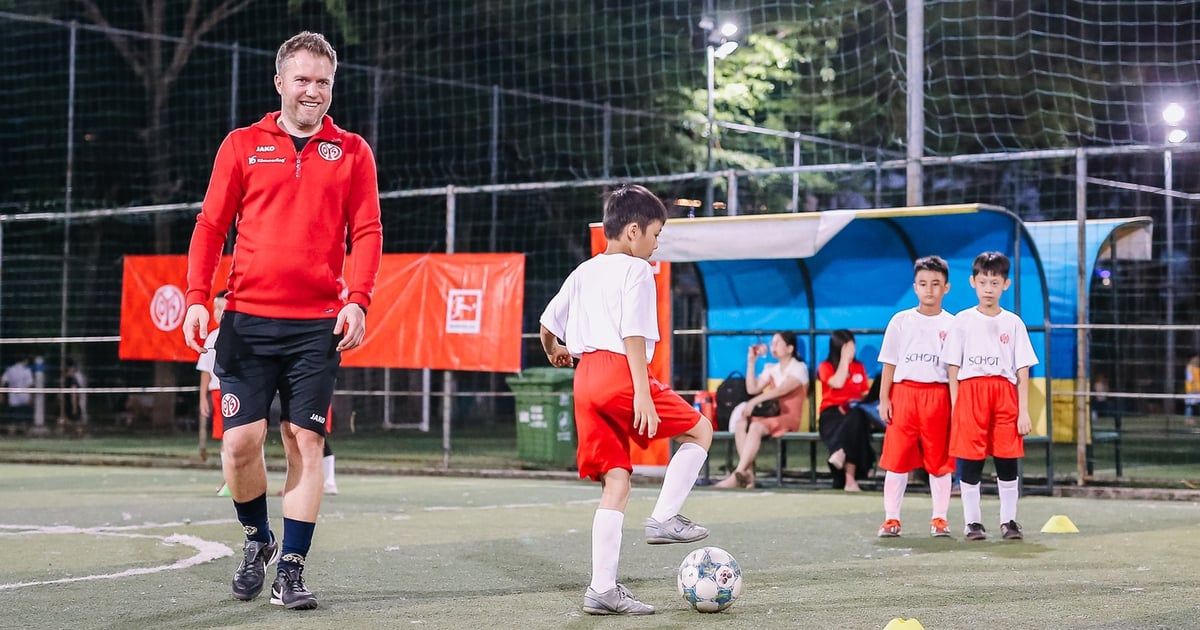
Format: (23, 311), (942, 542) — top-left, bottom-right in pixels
(182, 31), (382, 611)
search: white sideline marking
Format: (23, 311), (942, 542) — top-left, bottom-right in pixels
(0, 522), (234, 591)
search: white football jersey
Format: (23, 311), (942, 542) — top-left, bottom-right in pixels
(540, 253), (658, 362)
(877, 308), (956, 383)
(940, 307), (1038, 383)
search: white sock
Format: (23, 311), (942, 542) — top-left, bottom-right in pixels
(322, 454), (336, 484)
(961, 481), (982, 526)
(883, 471), (908, 520)
(650, 442), (707, 523)
(929, 473), (952, 520)
(998, 479), (1019, 524)
(589, 509), (623, 593)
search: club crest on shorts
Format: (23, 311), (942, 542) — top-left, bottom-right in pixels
(221, 393), (241, 418)
(317, 141), (342, 161)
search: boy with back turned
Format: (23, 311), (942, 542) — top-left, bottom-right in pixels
(539, 184), (713, 615)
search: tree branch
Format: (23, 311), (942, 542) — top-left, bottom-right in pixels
(74, 0), (146, 78)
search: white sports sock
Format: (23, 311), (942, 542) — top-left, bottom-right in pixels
(883, 471), (908, 520)
(929, 473), (952, 520)
(961, 481), (982, 526)
(589, 509), (623, 593)
(650, 442), (707, 523)
(998, 479), (1019, 524)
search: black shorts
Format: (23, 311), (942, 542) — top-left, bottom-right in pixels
(214, 312), (340, 435)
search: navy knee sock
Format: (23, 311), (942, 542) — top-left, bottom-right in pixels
(233, 493), (271, 543)
(279, 518), (316, 572)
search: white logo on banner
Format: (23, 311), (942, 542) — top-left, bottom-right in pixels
(445, 289), (483, 334)
(150, 285), (186, 331)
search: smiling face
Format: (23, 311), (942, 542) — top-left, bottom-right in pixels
(274, 49), (334, 136)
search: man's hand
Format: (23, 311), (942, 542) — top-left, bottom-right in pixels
(335, 303), (367, 351)
(183, 304), (210, 353)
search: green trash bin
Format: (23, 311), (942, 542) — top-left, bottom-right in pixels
(506, 367), (577, 467)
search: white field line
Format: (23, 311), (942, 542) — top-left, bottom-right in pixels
(0, 522), (235, 591)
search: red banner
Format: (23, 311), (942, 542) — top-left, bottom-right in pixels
(120, 253), (525, 373)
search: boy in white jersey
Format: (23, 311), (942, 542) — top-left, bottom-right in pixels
(876, 256), (956, 538)
(941, 251), (1038, 541)
(539, 184), (713, 615)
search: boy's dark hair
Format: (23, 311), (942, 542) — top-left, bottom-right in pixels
(913, 255), (949, 281)
(776, 331), (804, 361)
(972, 251), (1011, 279)
(601, 184), (668, 239)
(825, 329), (856, 365)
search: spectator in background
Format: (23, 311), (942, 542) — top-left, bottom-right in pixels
(1185, 356), (1200, 427)
(818, 330), (875, 492)
(714, 332), (809, 489)
(61, 358), (85, 424)
(2, 357), (34, 432)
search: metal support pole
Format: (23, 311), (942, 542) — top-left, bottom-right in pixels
(57, 21), (78, 433)
(1075, 149), (1088, 484)
(229, 43), (239, 130)
(443, 187), (456, 469)
(791, 134), (801, 212)
(905, 0), (924, 206)
(705, 44), (716, 216)
(727, 172), (738, 216)
(1165, 149), (1176, 405)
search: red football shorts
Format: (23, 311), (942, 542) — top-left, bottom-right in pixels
(950, 376), (1023, 460)
(574, 350), (702, 481)
(879, 381), (953, 475)
(210, 389), (224, 440)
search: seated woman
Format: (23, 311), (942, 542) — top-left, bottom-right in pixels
(818, 329), (875, 492)
(714, 332), (809, 489)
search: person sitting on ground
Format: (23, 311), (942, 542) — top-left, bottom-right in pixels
(818, 329), (875, 492)
(714, 332), (809, 489)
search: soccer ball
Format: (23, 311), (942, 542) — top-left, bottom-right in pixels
(677, 546), (743, 613)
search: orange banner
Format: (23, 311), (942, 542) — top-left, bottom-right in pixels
(341, 253), (525, 372)
(120, 253), (525, 373)
(590, 224), (672, 467)
(119, 255), (229, 361)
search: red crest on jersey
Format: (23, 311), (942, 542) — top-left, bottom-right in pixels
(939, 330), (947, 342)
(1000, 333), (1010, 345)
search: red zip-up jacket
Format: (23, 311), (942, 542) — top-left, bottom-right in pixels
(187, 112), (383, 320)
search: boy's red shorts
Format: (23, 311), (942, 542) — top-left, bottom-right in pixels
(210, 390), (224, 440)
(950, 376), (1024, 460)
(879, 381), (953, 476)
(573, 350), (702, 481)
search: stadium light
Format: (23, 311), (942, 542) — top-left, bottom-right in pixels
(701, 14), (740, 216)
(1162, 102), (1185, 127)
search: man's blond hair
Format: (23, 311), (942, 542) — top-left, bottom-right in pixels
(276, 31), (338, 75)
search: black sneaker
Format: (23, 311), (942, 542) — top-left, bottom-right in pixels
(271, 566), (318, 610)
(231, 538), (280, 600)
(964, 522), (987, 541)
(1001, 520), (1024, 540)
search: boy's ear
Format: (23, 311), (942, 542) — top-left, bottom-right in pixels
(1003, 277), (1012, 290)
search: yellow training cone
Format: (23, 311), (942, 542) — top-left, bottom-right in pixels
(1040, 514), (1080, 533)
(884, 618), (925, 630)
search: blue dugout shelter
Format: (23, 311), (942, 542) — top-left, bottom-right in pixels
(652, 204), (1153, 444)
